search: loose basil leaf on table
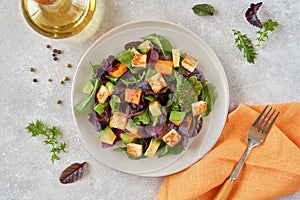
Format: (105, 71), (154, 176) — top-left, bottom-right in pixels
(192, 4), (214, 16)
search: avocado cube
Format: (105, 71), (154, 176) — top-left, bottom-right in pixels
(105, 81), (115, 96)
(144, 138), (161, 157)
(137, 40), (152, 54)
(149, 101), (162, 117)
(98, 126), (117, 145)
(94, 102), (108, 116)
(120, 133), (136, 145)
(172, 49), (180, 68)
(169, 111), (186, 126)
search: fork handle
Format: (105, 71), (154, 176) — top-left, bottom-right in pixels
(213, 179), (234, 200)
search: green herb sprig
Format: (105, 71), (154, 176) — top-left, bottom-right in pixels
(233, 30), (257, 64)
(25, 120), (67, 163)
(256, 19), (279, 48)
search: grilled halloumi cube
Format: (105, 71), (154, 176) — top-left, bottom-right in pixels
(132, 53), (147, 68)
(146, 73), (167, 93)
(125, 122), (139, 137)
(162, 129), (182, 147)
(109, 112), (127, 130)
(181, 55), (199, 72)
(192, 101), (207, 117)
(96, 85), (109, 103)
(127, 143), (143, 158)
(125, 88), (143, 105)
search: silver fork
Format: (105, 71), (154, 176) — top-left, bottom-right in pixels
(214, 105), (280, 200)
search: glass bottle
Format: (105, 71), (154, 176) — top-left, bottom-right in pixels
(21, 0), (104, 39)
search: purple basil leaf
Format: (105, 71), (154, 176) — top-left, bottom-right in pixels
(124, 41), (143, 50)
(245, 2), (263, 28)
(144, 125), (164, 138)
(147, 47), (159, 66)
(59, 162), (87, 184)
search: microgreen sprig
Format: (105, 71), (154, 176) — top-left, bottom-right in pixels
(25, 120), (67, 163)
(256, 19), (279, 48)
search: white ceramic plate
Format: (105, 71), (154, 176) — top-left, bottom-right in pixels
(71, 20), (229, 177)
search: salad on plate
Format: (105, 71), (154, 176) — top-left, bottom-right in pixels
(74, 33), (216, 160)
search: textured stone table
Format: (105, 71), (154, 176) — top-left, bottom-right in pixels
(1, 0), (299, 199)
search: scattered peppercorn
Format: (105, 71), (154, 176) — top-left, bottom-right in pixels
(53, 57), (58, 61)
(66, 63), (72, 68)
(56, 100), (62, 104)
(48, 78), (53, 82)
(60, 80), (65, 84)
(53, 49), (58, 53)
(29, 67), (35, 72)
(57, 50), (62, 54)
(52, 53), (56, 57)
(63, 76), (69, 81)
(46, 44), (51, 48)
(33, 78), (38, 82)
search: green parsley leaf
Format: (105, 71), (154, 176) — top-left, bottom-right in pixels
(25, 120), (67, 163)
(233, 29), (257, 64)
(256, 19), (279, 48)
(192, 4), (214, 16)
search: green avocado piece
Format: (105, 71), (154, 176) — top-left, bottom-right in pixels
(169, 111), (186, 126)
(120, 133), (136, 145)
(105, 81), (115, 95)
(98, 126), (116, 145)
(137, 40), (152, 54)
(144, 138), (161, 157)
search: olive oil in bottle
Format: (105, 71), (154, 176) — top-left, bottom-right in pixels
(21, 0), (100, 39)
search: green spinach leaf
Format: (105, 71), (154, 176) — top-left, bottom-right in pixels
(142, 34), (172, 56)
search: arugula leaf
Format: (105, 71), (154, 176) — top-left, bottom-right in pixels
(74, 80), (101, 115)
(256, 19), (279, 48)
(142, 34), (172, 56)
(89, 62), (101, 76)
(105, 75), (119, 84)
(25, 120), (67, 163)
(109, 95), (121, 113)
(120, 71), (145, 87)
(132, 109), (151, 126)
(192, 4), (214, 16)
(233, 29), (257, 64)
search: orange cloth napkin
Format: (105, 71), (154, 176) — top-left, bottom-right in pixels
(157, 103), (300, 200)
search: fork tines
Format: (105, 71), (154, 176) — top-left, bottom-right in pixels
(252, 105), (280, 134)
